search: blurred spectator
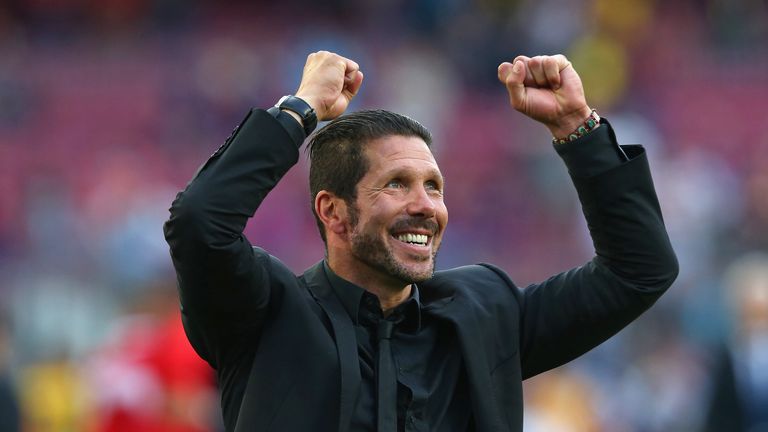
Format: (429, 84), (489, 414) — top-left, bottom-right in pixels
(523, 370), (600, 432)
(19, 355), (89, 432)
(0, 312), (20, 432)
(86, 283), (218, 432)
(702, 253), (768, 432)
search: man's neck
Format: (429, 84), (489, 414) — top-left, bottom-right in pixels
(327, 256), (411, 315)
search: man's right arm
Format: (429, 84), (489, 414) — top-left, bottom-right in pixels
(163, 51), (363, 368)
(163, 107), (302, 368)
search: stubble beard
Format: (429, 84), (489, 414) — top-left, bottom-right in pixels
(347, 203), (437, 284)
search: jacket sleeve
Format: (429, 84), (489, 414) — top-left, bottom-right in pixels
(517, 123), (679, 379)
(163, 109), (301, 368)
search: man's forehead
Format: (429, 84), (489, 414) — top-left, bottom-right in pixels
(365, 135), (437, 165)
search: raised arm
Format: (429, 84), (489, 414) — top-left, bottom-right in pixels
(163, 51), (363, 368)
(497, 55), (678, 378)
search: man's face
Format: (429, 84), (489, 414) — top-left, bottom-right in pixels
(346, 135), (448, 284)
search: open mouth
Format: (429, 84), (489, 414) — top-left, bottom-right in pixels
(394, 233), (430, 247)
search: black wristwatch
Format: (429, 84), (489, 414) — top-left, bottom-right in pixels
(275, 95), (318, 137)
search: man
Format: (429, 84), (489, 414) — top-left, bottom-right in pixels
(164, 51), (678, 431)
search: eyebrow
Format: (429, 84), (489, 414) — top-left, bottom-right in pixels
(381, 166), (444, 183)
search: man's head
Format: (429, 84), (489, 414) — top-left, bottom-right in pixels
(307, 110), (448, 285)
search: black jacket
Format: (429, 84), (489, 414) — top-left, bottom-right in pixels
(164, 109), (678, 431)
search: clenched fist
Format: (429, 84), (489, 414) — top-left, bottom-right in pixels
(295, 51), (364, 121)
(498, 55), (593, 139)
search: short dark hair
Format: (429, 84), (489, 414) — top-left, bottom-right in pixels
(307, 109), (432, 244)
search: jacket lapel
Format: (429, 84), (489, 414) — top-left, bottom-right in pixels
(302, 262), (361, 432)
(425, 288), (506, 431)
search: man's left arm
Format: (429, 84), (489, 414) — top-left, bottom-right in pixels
(497, 55), (679, 378)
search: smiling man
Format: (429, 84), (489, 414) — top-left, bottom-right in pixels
(164, 51), (678, 431)
(313, 126), (447, 311)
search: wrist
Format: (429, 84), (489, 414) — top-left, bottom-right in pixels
(547, 106), (594, 139)
(281, 109), (303, 126)
(550, 108), (601, 145)
(294, 93), (321, 117)
(274, 95), (318, 137)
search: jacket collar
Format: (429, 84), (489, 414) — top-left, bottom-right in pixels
(302, 262), (360, 432)
(302, 263), (493, 431)
(323, 260), (422, 332)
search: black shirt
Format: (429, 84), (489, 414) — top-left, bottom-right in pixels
(324, 262), (473, 432)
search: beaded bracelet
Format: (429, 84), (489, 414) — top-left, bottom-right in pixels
(552, 109), (601, 145)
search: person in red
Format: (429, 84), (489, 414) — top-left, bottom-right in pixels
(165, 51), (677, 431)
(89, 291), (216, 432)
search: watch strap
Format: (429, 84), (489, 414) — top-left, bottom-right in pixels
(275, 95), (318, 137)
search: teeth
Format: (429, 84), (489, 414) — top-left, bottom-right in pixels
(396, 233), (428, 245)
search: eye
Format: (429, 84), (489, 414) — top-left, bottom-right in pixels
(386, 179), (404, 189)
(425, 180), (443, 194)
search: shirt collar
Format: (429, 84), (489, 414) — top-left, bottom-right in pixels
(323, 260), (422, 332)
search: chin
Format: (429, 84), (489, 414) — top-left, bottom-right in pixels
(350, 229), (438, 284)
(411, 270), (435, 283)
(397, 259), (435, 283)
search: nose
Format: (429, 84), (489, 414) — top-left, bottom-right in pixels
(406, 186), (437, 218)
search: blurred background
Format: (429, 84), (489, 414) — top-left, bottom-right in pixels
(1, 0), (767, 430)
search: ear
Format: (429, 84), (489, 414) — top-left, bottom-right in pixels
(315, 191), (350, 237)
